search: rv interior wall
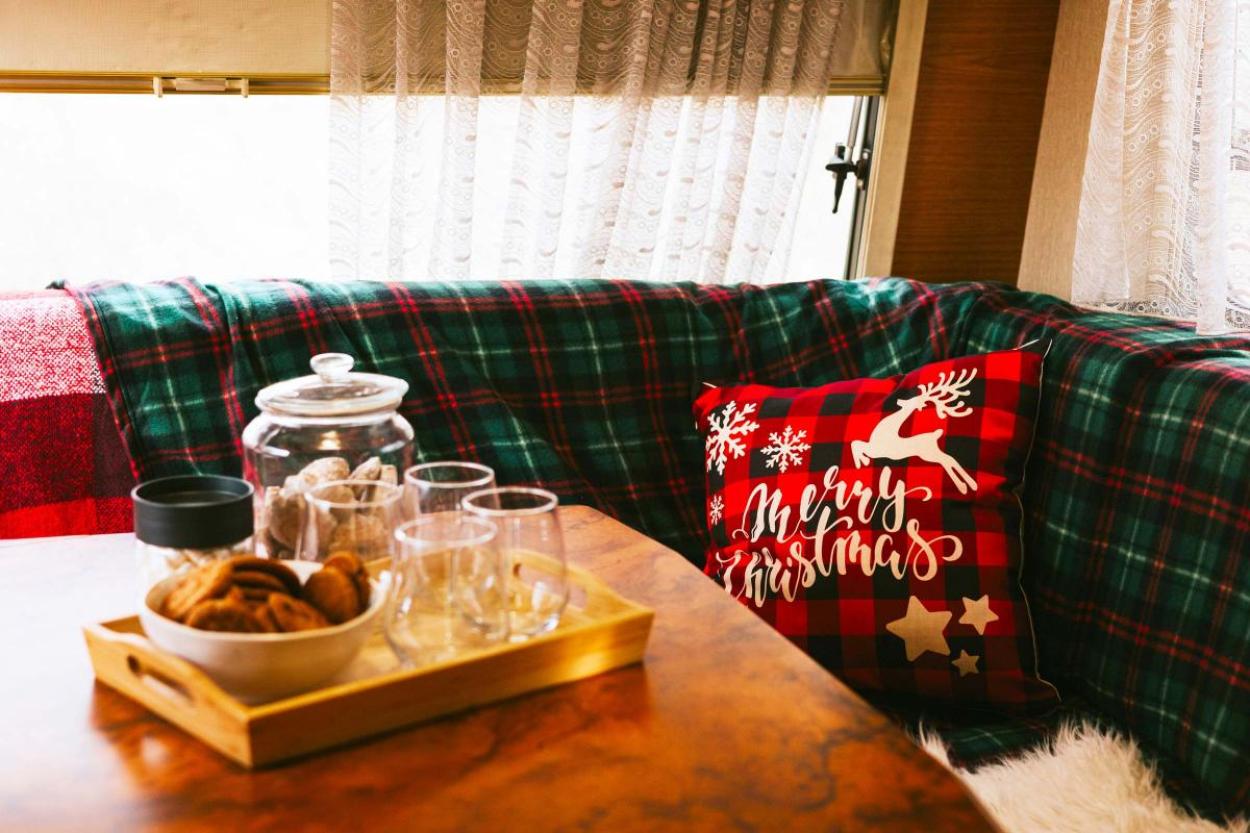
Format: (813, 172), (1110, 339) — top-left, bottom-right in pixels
(0, 1), (328, 75)
(1018, 0), (1114, 300)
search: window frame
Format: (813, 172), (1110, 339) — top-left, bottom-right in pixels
(0, 72), (886, 97)
(0, 2), (928, 283)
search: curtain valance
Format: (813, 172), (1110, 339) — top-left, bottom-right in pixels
(332, 0), (890, 97)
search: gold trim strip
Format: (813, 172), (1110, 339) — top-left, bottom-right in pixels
(0, 71), (883, 97)
(825, 76), (886, 96)
(0, 72), (328, 95)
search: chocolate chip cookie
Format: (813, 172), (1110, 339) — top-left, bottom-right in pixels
(162, 560), (234, 622)
(229, 556), (301, 595)
(267, 593), (330, 632)
(323, 550), (372, 610)
(185, 598), (267, 633)
(303, 566), (362, 624)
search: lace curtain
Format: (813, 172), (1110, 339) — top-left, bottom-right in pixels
(329, 0), (848, 283)
(1073, 0), (1250, 332)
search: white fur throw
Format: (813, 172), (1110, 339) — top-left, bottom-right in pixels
(919, 723), (1247, 833)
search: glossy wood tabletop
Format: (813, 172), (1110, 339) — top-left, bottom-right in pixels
(0, 506), (997, 832)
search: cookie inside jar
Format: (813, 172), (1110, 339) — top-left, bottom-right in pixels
(261, 455), (402, 560)
(241, 352), (414, 557)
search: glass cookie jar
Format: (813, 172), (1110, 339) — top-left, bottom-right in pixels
(242, 353), (414, 558)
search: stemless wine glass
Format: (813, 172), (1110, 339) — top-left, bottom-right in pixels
(461, 487), (568, 640)
(385, 514), (509, 665)
(300, 480), (403, 563)
(404, 462), (496, 517)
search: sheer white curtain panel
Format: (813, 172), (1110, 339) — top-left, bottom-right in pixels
(1073, 0), (1250, 332)
(329, 0), (849, 283)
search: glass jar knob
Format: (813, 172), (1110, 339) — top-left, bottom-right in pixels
(310, 352), (354, 383)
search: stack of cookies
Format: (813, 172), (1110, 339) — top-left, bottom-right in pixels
(159, 552), (373, 634)
(262, 456), (398, 558)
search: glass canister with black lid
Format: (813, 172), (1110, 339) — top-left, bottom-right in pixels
(132, 474), (255, 592)
(241, 353), (414, 558)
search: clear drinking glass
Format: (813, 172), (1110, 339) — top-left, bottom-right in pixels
(385, 515), (509, 665)
(461, 487), (568, 640)
(403, 462), (496, 517)
(300, 480), (403, 563)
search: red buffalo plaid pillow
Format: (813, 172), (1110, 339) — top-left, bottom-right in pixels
(694, 346), (1059, 712)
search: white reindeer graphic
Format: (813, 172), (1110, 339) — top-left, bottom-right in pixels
(850, 368), (979, 494)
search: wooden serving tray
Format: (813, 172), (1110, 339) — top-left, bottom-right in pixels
(83, 560), (654, 768)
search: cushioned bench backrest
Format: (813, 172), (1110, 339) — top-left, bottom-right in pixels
(70, 277), (1250, 813)
(71, 278), (988, 557)
(955, 287), (1250, 815)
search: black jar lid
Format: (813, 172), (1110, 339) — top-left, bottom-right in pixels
(132, 475), (254, 549)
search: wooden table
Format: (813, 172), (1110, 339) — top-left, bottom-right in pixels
(0, 506), (997, 832)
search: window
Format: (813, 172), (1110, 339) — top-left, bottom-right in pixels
(0, 91), (874, 289)
(0, 94), (329, 286)
(790, 96), (876, 283)
(1, 0), (892, 288)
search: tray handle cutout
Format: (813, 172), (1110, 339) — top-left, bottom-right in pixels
(85, 625), (249, 724)
(516, 553), (639, 620)
(126, 652), (195, 709)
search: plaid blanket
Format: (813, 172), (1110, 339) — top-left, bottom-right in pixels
(69, 277), (1250, 817)
(71, 277), (999, 559)
(0, 292), (133, 537)
(957, 289), (1250, 819)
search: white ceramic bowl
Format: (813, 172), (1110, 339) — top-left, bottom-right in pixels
(140, 560), (385, 704)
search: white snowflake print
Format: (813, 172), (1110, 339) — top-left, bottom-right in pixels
(705, 401), (760, 475)
(709, 494), (724, 525)
(761, 425), (812, 473)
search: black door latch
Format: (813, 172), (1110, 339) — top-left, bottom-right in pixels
(825, 142), (872, 214)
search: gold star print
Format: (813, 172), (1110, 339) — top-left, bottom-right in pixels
(885, 596), (952, 661)
(952, 650), (980, 677)
(959, 595), (1000, 635)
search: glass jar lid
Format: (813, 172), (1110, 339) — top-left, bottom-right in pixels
(255, 353), (409, 418)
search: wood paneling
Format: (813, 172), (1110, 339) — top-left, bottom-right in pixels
(890, 0), (1061, 285)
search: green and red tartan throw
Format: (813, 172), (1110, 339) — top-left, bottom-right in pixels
(695, 346), (1059, 712)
